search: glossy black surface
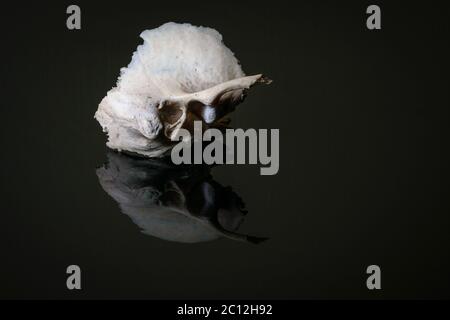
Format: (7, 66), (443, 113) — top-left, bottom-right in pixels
(1, 1), (449, 299)
(96, 151), (266, 244)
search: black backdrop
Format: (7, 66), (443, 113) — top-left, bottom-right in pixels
(1, 1), (449, 299)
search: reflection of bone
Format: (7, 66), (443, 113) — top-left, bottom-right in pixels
(95, 22), (270, 158)
(96, 151), (267, 244)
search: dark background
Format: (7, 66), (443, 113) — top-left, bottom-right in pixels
(1, 0), (449, 299)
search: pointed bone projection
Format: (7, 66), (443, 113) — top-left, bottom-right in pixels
(95, 22), (270, 157)
(96, 151), (267, 244)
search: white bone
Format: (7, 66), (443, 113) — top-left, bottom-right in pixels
(95, 22), (270, 157)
